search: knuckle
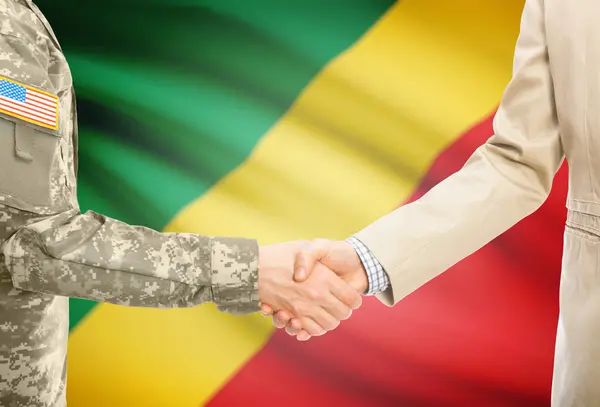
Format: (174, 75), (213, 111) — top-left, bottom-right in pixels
(292, 302), (307, 317)
(275, 316), (288, 327)
(301, 318), (323, 336)
(306, 288), (322, 301)
(291, 319), (303, 330)
(340, 307), (352, 320)
(341, 292), (355, 306)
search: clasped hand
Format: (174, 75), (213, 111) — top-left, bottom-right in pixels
(258, 239), (367, 341)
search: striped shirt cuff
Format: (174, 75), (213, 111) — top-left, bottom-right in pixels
(346, 236), (390, 296)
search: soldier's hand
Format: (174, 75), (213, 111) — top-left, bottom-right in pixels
(258, 242), (362, 337)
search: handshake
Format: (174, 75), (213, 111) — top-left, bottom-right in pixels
(257, 238), (369, 342)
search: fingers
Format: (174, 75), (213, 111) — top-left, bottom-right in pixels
(287, 324), (312, 342)
(300, 282), (351, 325)
(272, 310), (292, 329)
(310, 305), (340, 333)
(286, 262), (358, 336)
(328, 271), (363, 311)
(297, 330), (312, 341)
(274, 239), (360, 341)
(260, 302), (292, 331)
(318, 290), (353, 322)
(301, 263), (360, 320)
(294, 316), (330, 337)
(285, 318), (302, 336)
(293, 251), (309, 282)
(271, 309), (329, 340)
(290, 294), (339, 334)
(294, 239), (331, 282)
(260, 303), (273, 316)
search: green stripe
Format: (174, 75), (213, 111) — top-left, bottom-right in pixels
(35, 0), (394, 330)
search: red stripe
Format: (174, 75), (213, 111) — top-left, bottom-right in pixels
(18, 97), (55, 116)
(206, 111), (565, 407)
(0, 96), (56, 121)
(27, 94), (56, 110)
(0, 103), (55, 125)
(27, 89), (56, 104)
(0, 96), (55, 119)
(0, 98), (56, 125)
(26, 97), (56, 111)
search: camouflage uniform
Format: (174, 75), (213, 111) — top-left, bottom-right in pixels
(0, 1), (260, 405)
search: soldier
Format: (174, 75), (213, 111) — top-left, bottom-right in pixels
(0, 1), (363, 405)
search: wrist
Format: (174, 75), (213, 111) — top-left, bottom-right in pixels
(342, 241), (368, 293)
(257, 245), (271, 304)
(257, 243), (298, 309)
(352, 263), (369, 294)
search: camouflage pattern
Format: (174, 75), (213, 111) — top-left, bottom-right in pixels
(0, 1), (259, 405)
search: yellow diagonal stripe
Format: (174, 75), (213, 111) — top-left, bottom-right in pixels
(66, 1), (524, 406)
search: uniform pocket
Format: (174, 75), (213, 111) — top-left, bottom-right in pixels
(0, 115), (59, 208)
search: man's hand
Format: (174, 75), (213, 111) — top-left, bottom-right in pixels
(260, 239), (368, 341)
(258, 241), (362, 337)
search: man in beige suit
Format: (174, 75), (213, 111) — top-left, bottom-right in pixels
(262, 0), (597, 405)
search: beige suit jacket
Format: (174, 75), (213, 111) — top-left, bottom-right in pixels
(355, 1), (600, 405)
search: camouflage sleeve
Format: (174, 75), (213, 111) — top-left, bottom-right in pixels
(2, 210), (259, 313)
(0, 14), (259, 314)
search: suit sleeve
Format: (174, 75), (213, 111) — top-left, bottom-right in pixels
(354, 0), (564, 306)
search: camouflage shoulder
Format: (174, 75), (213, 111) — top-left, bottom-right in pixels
(0, 0), (53, 90)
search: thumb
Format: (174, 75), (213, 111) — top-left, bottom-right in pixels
(294, 239), (330, 282)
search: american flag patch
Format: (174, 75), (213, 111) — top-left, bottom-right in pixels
(0, 76), (59, 131)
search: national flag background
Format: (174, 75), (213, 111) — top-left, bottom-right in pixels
(34, 0), (565, 406)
